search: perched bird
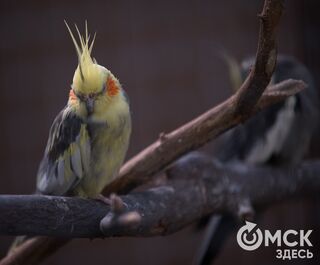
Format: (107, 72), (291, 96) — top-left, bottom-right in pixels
(195, 55), (319, 265)
(215, 55), (318, 166)
(8, 22), (131, 252)
(36, 22), (131, 198)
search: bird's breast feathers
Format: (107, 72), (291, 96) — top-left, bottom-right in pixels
(37, 93), (131, 197)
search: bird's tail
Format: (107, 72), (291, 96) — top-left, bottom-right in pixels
(193, 215), (236, 265)
(216, 49), (243, 93)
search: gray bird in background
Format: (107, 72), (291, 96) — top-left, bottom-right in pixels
(195, 55), (320, 265)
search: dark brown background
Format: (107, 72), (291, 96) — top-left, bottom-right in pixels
(0, 0), (320, 264)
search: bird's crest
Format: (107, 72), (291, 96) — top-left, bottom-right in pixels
(65, 21), (104, 94)
(219, 51), (243, 93)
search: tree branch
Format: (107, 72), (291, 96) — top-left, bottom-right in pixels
(235, 0), (283, 114)
(1, 152), (320, 239)
(0, 238), (68, 265)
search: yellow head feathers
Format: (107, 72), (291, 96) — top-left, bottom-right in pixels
(65, 21), (107, 94)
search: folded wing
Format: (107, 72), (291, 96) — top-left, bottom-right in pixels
(37, 108), (91, 196)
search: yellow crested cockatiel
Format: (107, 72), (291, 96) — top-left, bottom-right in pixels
(36, 22), (131, 197)
(8, 22), (131, 252)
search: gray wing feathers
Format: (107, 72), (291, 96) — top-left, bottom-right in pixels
(37, 108), (91, 196)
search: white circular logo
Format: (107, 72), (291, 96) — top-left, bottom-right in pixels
(237, 221), (263, 251)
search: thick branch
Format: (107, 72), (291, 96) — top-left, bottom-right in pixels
(1, 153), (320, 239)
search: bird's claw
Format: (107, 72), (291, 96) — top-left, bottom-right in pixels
(95, 193), (127, 213)
(95, 194), (112, 205)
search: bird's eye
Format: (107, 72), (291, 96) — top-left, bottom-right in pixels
(101, 84), (107, 94)
(73, 90), (86, 101)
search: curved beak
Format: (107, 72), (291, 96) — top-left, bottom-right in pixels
(86, 98), (94, 115)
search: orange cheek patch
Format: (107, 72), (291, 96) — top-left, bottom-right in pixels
(107, 76), (119, 97)
(69, 89), (77, 101)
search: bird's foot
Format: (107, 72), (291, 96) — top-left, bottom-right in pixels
(99, 193), (141, 234)
(95, 193), (126, 213)
(95, 194), (112, 205)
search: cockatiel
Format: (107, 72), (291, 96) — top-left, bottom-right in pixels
(36, 22), (131, 198)
(214, 55), (318, 166)
(195, 55), (319, 265)
(8, 22), (131, 253)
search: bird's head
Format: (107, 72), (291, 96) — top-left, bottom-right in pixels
(65, 22), (122, 119)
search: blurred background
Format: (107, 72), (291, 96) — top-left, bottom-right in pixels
(0, 0), (320, 264)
